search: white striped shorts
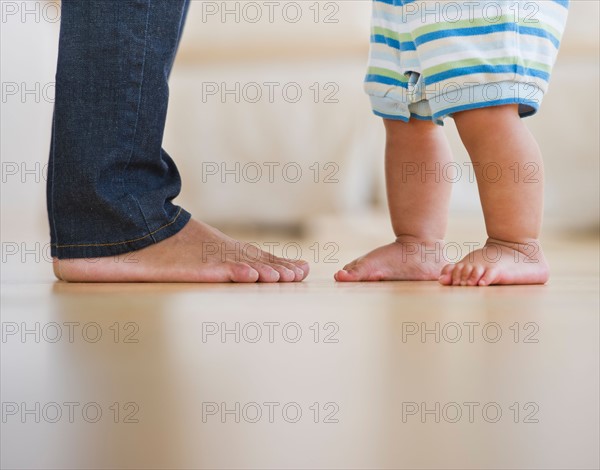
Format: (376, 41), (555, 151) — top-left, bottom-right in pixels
(365, 0), (569, 124)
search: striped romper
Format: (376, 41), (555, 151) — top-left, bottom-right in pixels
(365, 0), (569, 125)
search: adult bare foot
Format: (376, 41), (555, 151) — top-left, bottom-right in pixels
(438, 239), (549, 286)
(334, 238), (446, 282)
(53, 219), (310, 283)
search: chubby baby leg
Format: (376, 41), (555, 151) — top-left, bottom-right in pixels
(439, 105), (549, 286)
(335, 118), (452, 282)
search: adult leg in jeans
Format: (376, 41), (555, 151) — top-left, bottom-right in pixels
(48, 0), (308, 282)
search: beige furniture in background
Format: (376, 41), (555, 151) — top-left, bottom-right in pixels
(165, 0), (599, 232)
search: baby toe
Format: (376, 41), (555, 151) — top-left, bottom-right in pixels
(460, 265), (474, 286)
(467, 265), (485, 286)
(438, 264), (454, 285)
(451, 264), (465, 286)
(478, 267), (499, 286)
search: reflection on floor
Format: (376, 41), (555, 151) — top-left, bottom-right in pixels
(2, 216), (599, 469)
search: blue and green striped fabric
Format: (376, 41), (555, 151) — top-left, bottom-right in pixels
(365, 0), (569, 124)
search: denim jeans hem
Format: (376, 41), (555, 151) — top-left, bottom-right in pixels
(51, 208), (192, 259)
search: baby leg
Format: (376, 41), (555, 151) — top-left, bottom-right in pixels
(335, 118), (452, 282)
(439, 104), (549, 286)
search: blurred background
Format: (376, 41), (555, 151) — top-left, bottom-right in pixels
(1, 0), (598, 276)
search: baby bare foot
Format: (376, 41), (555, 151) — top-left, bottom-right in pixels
(53, 219), (309, 283)
(334, 237), (446, 282)
(438, 239), (549, 286)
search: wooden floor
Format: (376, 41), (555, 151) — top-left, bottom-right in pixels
(1, 218), (599, 469)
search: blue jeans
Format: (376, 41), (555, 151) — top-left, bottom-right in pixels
(48, 0), (192, 259)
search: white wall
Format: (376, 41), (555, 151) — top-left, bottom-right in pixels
(165, 0), (600, 230)
(1, 1), (59, 249)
